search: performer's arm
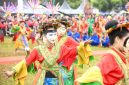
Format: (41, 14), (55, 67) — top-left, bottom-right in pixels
(5, 48), (44, 77)
(57, 37), (93, 70)
(26, 48), (44, 66)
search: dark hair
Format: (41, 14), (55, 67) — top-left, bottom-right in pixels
(57, 18), (70, 28)
(40, 22), (59, 35)
(42, 25), (56, 35)
(105, 20), (129, 45)
(60, 18), (68, 26)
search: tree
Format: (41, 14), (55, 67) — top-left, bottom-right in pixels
(41, 0), (82, 9)
(67, 0), (82, 9)
(90, 0), (129, 12)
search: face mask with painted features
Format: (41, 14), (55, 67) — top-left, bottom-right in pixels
(46, 32), (57, 44)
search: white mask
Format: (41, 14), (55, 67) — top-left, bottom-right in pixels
(46, 32), (57, 44)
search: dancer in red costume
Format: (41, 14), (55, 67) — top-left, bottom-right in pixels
(5, 21), (93, 85)
(76, 20), (129, 85)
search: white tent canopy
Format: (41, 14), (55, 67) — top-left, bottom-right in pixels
(75, 0), (87, 14)
(59, 0), (74, 14)
(59, 0), (88, 14)
(23, 5), (51, 14)
(110, 10), (117, 15)
(3, 0), (89, 14)
(23, 0), (51, 14)
(92, 8), (100, 14)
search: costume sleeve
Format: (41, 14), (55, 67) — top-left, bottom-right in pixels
(26, 48), (44, 66)
(97, 53), (119, 84)
(13, 59), (27, 85)
(75, 66), (103, 85)
(57, 44), (77, 70)
(12, 48), (44, 85)
(64, 37), (79, 47)
(57, 37), (78, 70)
(57, 37), (93, 70)
(77, 54), (117, 85)
(97, 53), (116, 75)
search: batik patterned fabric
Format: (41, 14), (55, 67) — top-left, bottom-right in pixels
(35, 36), (67, 85)
(59, 64), (74, 85)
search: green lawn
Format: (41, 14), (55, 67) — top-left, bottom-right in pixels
(92, 46), (109, 51)
(0, 37), (109, 57)
(0, 37), (37, 85)
(0, 37), (107, 85)
(0, 64), (35, 85)
(0, 37), (37, 57)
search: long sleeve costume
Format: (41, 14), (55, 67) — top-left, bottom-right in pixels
(12, 36), (93, 85)
(11, 25), (29, 50)
(87, 18), (94, 36)
(76, 47), (129, 85)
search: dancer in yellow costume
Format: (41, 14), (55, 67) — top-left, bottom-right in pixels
(11, 20), (30, 56)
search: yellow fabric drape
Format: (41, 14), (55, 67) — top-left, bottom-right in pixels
(13, 59), (27, 85)
(75, 66), (103, 85)
(77, 42), (93, 65)
(14, 39), (23, 49)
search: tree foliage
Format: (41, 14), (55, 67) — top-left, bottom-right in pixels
(67, 0), (82, 9)
(90, 0), (129, 11)
(41, 0), (129, 11)
(44, 0), (82, 9)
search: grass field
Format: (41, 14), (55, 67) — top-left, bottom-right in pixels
(0, 37), (108, 85)
(0, 37), (37, 57)
(0, 37), (37, 85)
(0, 37), (109, 57)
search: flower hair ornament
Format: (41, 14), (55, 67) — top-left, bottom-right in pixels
(106, 22), (129, 34)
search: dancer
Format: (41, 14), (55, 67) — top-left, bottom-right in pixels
(11, 20), (30, 56)
(76, 20), (129, 85)
(5, 21), (93, 85)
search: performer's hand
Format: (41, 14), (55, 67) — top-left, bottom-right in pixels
(4, 70), (15, 78)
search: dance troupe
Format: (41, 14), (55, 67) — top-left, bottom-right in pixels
(4, 16), (129, 85)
